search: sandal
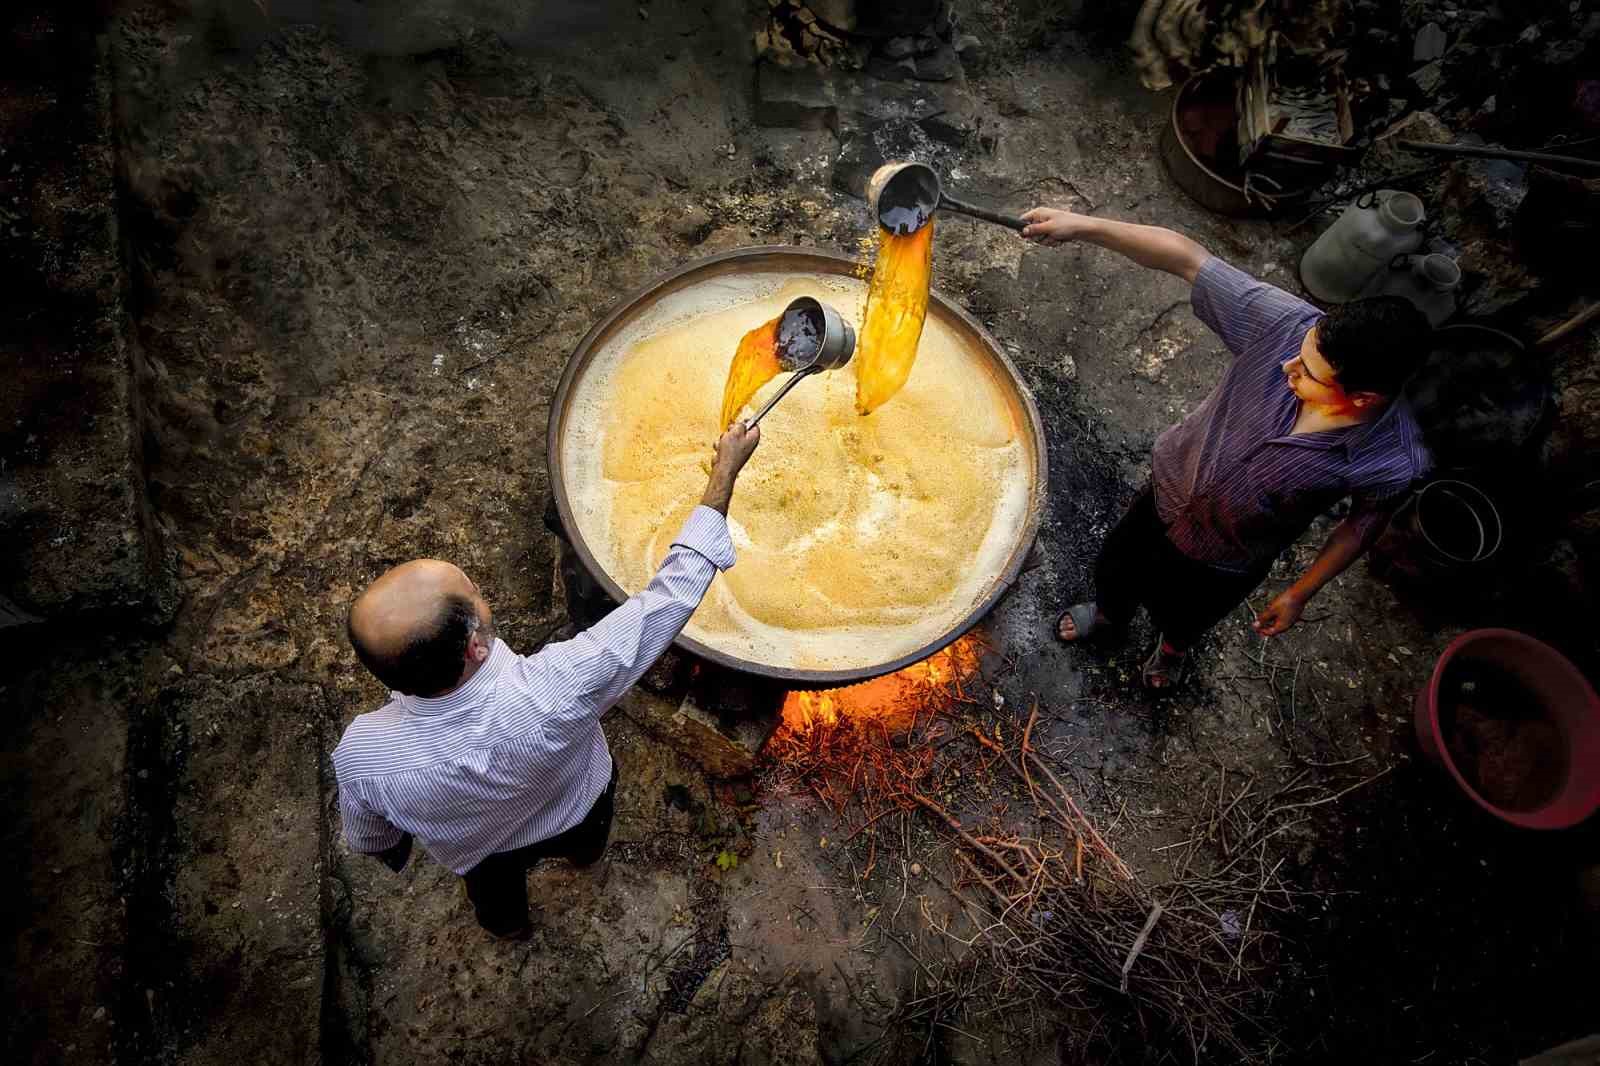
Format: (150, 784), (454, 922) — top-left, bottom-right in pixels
(1141, 636), (1187, 691)
(1055, 602), (1107, 645)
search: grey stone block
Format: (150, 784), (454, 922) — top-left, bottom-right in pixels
(914, 42), (961, 82)
(755, 59), (963, 133)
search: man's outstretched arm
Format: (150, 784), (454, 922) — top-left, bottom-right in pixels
(1253, 513), (1383, 637)
(1020, 208), (1209, 283)
(527, 422), (761, 712)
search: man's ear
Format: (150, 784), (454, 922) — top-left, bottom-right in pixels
(468, 631), (490, 664)
(1349, 390), (1387, 409)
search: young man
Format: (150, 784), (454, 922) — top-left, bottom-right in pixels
(1020, 206), (1431, 689)
(333, 422), (759, 938)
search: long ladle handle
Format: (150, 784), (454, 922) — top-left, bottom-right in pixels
(940, 194), (1028, 231)
(745, 367), (819, 429)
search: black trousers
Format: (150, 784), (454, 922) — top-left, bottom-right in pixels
(1095, 486), (1268, 651)
(462, 764), (618, 936)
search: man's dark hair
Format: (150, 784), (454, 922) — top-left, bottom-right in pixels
(1314, 296), (1431, 397)
(349, 594), (477, 696)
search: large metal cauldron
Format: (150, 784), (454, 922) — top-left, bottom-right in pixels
(545, 246), (1048, 686)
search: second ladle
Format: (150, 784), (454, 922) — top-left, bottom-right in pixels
(746, 296), (856, 429)
(871, 161), (1027, 236)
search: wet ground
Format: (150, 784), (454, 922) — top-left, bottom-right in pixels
(7, 1), (1599, 1064)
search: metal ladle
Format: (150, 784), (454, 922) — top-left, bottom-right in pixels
(746, 296), (856, 428)
(870, 161), (1028, 236)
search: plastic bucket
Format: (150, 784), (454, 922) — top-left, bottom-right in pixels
(1414, 629), (1600, 829)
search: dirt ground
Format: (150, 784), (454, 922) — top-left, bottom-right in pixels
(7, 1), (1599, 1064)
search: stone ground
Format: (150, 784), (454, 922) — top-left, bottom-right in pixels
(6, 1), (1599, 1064)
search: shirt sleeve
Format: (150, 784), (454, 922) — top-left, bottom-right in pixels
(1191, 256), (1321, 360)
(528, 505), (735, 718)
(1344, 485), (1410, 544)
(338, 779), (406, 855)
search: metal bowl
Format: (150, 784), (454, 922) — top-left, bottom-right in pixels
(545, 246), (1048, 686)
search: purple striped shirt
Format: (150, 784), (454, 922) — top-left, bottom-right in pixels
(1151, 257), (1431, 574)
(332, 505), (735, 875)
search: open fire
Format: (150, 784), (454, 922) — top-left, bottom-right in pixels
(773, 631), (983, 739)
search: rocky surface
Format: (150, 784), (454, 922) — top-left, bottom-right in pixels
(8, 1), (1598, 1064)
(0, 3), (173, 623)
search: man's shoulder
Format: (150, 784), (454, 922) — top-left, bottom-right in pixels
(1194, 256), (1322, 358)
(331, 699), (406, 774)
(1357, 400), (1433, 490)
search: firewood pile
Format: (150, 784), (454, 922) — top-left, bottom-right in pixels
(764, 639), (1392, 1062)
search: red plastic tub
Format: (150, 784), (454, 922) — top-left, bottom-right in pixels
(1415, 628), (1600, 829)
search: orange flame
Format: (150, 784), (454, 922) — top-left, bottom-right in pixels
(778, 632), (983, 736)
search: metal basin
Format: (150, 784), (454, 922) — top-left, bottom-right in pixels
(1160, 73), (1323, 218)
(545, 246), (1048, 686)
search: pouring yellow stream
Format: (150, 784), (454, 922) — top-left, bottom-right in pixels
(855, 221), (935, 415)
(718, 314), (782, 431)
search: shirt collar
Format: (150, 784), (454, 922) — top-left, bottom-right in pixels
(398, 638), (509, 716)
(1274, 394), (1404, 457)
(1340, 397), (1405, 456)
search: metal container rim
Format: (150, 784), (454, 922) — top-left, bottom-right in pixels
(545, 244), (1048, 686)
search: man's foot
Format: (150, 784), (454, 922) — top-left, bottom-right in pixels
(1141, 637), (1187, 691)
(1056, 603), (1110, 644)
(579, 853), (613, 890)
(486, 921), (532, 941)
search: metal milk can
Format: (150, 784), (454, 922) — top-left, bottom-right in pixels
(1299, 190), (1427, 303)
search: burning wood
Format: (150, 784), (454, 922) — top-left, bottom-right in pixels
(763, 636), (1389, 1062)
(776, 631), (978, 735)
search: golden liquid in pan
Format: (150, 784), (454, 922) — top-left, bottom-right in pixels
(564, 275), (1029, 672)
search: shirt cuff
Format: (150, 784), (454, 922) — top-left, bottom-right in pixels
(671, 505), (737, 571)
(1190, 255), (1231, 303)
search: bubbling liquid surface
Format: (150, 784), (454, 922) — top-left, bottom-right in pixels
(562, 274), (1031, 672)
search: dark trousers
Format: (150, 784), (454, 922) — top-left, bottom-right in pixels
(462, 765), (618, 936)
(1096, 486), (1268, 651)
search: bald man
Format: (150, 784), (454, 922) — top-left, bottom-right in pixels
(333, 423), (760, 939)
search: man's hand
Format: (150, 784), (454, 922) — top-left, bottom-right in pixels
(701, 421), (761, 514)
(1019, 208), (1208, 282)
(1021, 206), (1093, 247)
(1253, 589), (1307, 638)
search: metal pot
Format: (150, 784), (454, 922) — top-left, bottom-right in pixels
(1160, 74), (1323, 218)
(1405, 324), (1553, 470)
(545, 246), (1049, 686)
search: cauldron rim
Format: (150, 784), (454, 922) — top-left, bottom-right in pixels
(546, 244), (1048, 686)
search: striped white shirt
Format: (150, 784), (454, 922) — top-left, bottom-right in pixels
(332, 505), (735, 875)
